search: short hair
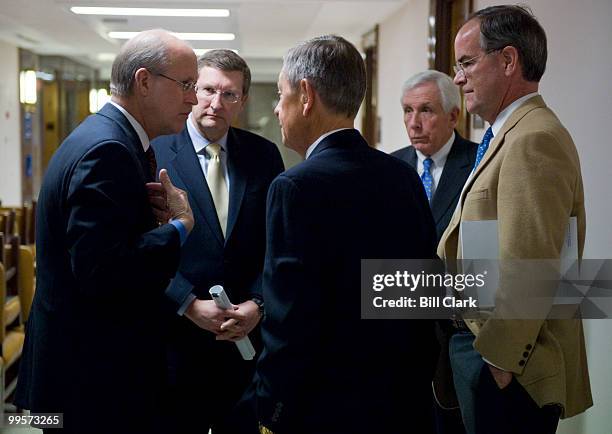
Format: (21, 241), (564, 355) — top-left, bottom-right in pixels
(110, 29), (181, 97)
(282, 35), (366, 118)
(198, 49), (252, 96)
(471, 4), (547, 82)
(400, 70), (460, 113)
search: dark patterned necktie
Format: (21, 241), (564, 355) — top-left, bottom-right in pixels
(145, 147), (157, 180)
(473, 127), (493, 171)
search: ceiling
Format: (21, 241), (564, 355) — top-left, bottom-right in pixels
(0, 0), (406, 81)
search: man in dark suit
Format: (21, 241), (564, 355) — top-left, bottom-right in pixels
(152, 50), (284, 434)
(15, 29), (196, 433)
(392, 70), (477, 242)
(254, 35), (439, 434)
(391, 70), (477, 434)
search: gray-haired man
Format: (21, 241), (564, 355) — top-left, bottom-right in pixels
(253, 35), (439, 434)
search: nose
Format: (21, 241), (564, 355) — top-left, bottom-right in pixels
(186, 87), (198, 105)
(209, 91), (223, 110)
(273, 101), (280, 118)
(408, 112), (421, 130)
(453, 70), (466, 86)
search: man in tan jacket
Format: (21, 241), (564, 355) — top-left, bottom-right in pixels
(438, 5), (592, 434)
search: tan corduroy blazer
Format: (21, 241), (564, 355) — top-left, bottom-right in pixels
(438, 95), (592, 418)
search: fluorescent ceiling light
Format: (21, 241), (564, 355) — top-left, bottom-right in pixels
(109, 32), (235, 41)
(71, 7), (229, 17)
(194, 48), (238, 55)
(97, 53), (116, 62)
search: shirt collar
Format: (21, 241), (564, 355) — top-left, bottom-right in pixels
(491, 92), (539, 137)
(109, 101), (150, 152)
(187, 113), (228, 155)
(305, 128), (352, 159)
(414, 131), (455, 167)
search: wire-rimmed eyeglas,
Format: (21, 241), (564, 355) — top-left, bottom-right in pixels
(156, 73), (197, 92)
(196, 86), (242, 104)
(453, 49), (501, 76)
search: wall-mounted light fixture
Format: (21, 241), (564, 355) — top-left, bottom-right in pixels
(19, 70), (37, 105)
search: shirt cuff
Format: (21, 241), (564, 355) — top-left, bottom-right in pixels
(169, 219), (188, 245)
(482, 356), (508, 371)
(177, 293), (196, 316)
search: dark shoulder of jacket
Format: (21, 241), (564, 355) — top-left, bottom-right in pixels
(231, 127), (279, 152)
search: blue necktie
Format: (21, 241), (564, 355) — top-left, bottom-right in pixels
(421, 157), (434, 202)
(473, 127), (494, 171)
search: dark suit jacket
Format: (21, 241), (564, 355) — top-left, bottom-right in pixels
(152, 126), (283, 407)
(15, 103), (181, 433)
(254, 129), (439, 434)
(391, 132), (477, 241)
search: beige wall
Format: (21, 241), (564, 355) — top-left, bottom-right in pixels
(377, 0), (429, 152)
(0, 39), (21, 206)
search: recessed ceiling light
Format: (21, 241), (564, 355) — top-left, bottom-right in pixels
(71, 7), (230, 17)
(194, 48), (239, 55)
(97, 53), (116, 62)
(109, 32), (235, 41)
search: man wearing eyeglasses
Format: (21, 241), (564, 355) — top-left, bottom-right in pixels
(15, 29), (196, 433)
(152, 49), (284, 434)
(437, 5), (592, 434)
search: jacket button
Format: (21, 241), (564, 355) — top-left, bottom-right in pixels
(523, 352), (529, 358)
(519, 360), (526, 366)
(525, 344), (533, 350)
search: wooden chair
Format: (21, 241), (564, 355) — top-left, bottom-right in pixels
(18, 246), (35, 323)
(0, 262), (25, 406)
(1, 233), (21, 327)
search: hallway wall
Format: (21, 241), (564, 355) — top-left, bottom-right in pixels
(0, 39), (21, 205)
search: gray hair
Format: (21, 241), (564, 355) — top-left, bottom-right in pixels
(110, 29), (179, 97)
(471, 4), (547, 82)
(282, 34), (365, 118)
(400, 70), (460, 113)
(197, 49), (252, 96)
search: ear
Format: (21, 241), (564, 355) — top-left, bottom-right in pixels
(134, 67), (152, 96)
(236, 93), (248, 114)
(300, 78), (315, 116)
(501, 46), (519, 78)
(449, 106), (459, 128)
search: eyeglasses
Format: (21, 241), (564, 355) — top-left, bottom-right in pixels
(453, 49), (500, 76)
(156, 73), (197, 92)
(196, 86), (242, 104)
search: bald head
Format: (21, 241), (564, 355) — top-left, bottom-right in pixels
(111, 29), (194, 97)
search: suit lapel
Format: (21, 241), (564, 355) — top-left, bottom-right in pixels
(443, 96), (547, 255)
(171, 128), (225, 246)
(226, 128), (248, 241)
(405, 146), (418, 169)
(431, 135), (472, 225)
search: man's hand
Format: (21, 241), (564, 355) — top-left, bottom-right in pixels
(184, 299), (234, 334)
(146, 181), (170, 224)
(146, 169), (194, 233)
(488, 363), (513, 389)
(216, 300), (262, 342)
